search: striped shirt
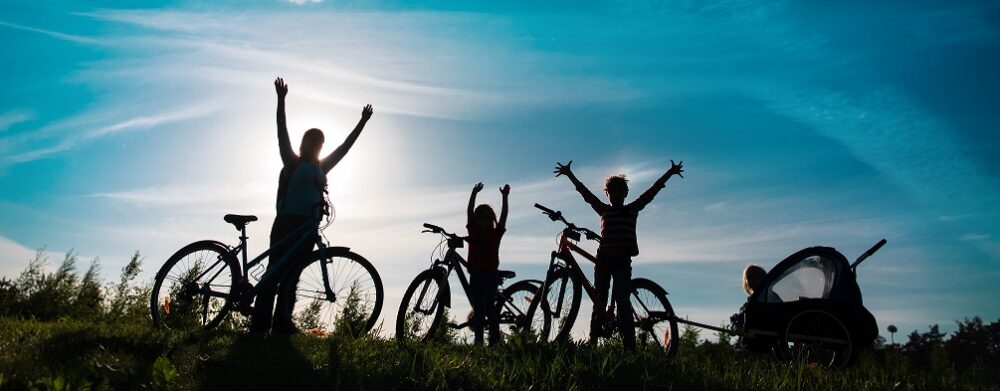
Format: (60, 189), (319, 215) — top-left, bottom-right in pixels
(575, 179), (667, 258)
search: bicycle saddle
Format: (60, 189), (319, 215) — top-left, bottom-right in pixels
(499, 270), (516, 280)
(224, 214), (258, 230)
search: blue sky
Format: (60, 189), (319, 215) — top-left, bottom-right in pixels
(1, 0), (998, 340)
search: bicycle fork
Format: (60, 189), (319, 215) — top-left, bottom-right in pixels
(412, 264), (448, 315)
(316, 244), (337, 302)
(528, 251), (564, 324)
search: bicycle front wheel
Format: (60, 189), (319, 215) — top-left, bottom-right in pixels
(497, 280), (550, 342)
(150, 241), (240, 331)
(530, 268), (581, 342)
(395, 269), (448, 342)
(630, 278), (679, 357)
(287, 247), (384, 335)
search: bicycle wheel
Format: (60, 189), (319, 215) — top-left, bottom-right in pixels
(287, 247), (384, 335)
(150, 241), (240, 331)
(630, 278), (679, 357)
(497, 280), (550, 341)
(529, 268), (581, 342)
(395, 269), (448, 342)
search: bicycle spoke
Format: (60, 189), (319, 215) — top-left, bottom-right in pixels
(287, 252), (381, 335)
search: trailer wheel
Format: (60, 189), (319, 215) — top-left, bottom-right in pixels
(781, 309), (853, 367)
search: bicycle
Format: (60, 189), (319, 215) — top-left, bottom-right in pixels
(395, 223), (550, 343)
(525, 204), (679, 355)
(150, 210), (384, 334)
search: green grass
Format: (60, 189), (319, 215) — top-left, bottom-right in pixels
(1, 317), (996, 391)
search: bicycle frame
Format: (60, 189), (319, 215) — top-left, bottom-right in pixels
(412, 245), (476, 313)
(440, 247), (477, 304)
(410, 228), (520, 325)
(189, 214), (335, 301)
(539, 228), (609, 319)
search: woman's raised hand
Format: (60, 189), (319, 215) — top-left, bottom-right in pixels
(274, 77), (288, 98)
(361, 104), (374, 121)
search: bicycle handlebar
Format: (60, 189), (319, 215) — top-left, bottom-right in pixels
(534, 203), (601, 242)
(534, 203), (557, 215)
(421, 223), (463, 241)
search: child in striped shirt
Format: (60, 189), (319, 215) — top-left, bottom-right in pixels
(554, 159), (683, 350)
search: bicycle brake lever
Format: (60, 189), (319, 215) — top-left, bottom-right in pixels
(421, 229), (432, 233)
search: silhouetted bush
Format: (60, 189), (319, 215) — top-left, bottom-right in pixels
(945, 316), (1000, 370)
(0, 248), (147, 324)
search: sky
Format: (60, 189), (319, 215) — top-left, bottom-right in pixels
(1, 0), (998, 341)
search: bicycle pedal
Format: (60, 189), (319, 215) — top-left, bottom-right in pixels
(237, 302), (254, 316)
(238, 307), (254, 317)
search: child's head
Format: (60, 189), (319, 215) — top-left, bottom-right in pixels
(300, 128), (325, 162)
(742, 264), (766, 295)
(473, 204), (497, 229)
(604, 175), (629, 206)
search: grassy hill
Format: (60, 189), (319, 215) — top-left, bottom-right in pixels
(1, 250), (997, 390)
(1, 316), (997, 390)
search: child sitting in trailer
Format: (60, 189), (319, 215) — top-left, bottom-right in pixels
(731, 264), (780, 331)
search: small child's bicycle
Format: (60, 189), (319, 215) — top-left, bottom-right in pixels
(150, 210), (384, 334)
(395, 223), (550, 343)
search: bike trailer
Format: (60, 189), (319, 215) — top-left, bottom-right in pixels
(738, 245), (880, 361)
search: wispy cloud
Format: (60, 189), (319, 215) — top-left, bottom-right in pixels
(0, 110), (33, 132)
(0, 20), (104, 45)
(0, 104), (218, 166)
(79, 9), (636, 115)
(86, 105), (218, 139)
(753, 87), (999, 222)
(89, 181), (270, 207)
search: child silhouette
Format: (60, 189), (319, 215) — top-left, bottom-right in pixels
(554, 159), (683, 350)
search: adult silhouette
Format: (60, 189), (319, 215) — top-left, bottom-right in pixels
(250, 77), (374, 334)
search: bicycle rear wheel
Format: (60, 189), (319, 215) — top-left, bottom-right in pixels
(497, 280), (550, 342)
(150, 241), (239, 331)
(395, 269), (448, 342)
(630, 278), (679, 357)
(287, 247), (384, 336)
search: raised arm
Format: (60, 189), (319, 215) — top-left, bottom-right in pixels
(630, 160), (684, 210)
(554, 161), (604, 210)
(274, 77), (295, 165)
(321, 104), (374, 173)
(468, 182), (484, 225)
(498, 184), (510, 229)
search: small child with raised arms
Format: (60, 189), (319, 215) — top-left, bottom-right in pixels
(466, 182), (510, 346)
